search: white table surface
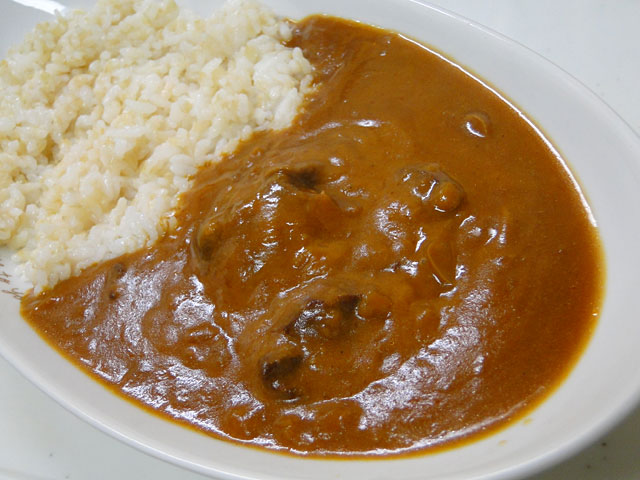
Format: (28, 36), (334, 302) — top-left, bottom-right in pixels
(1, 1), (639, 479)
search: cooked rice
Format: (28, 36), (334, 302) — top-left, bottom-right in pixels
(0, 0), (312, 291)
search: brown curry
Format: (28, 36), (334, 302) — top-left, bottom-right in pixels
(21, 16), (602, 456)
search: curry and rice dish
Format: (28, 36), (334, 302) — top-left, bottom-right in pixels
(3, 0), (601, 456)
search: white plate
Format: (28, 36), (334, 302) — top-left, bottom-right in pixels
(1, 1), (640, 479)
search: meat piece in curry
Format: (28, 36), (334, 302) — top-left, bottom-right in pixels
(22, 16), (602, 456)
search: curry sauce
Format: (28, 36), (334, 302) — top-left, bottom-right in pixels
(22, 16), (602, 455)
